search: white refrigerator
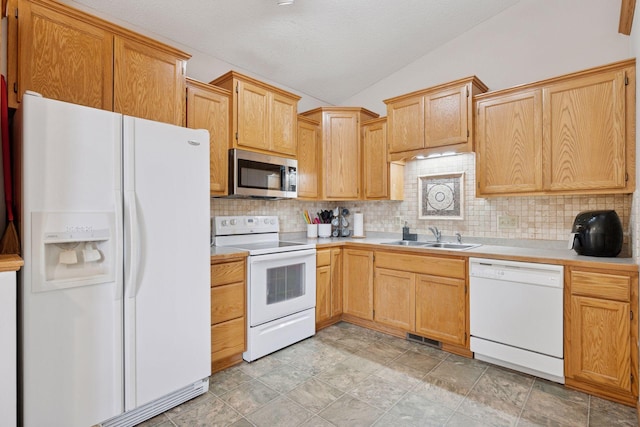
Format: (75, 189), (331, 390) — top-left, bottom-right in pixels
(17, 93), (211, 427)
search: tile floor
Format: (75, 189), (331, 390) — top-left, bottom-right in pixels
(138, 322), (638, 427)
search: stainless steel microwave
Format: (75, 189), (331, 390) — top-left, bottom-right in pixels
(228, 149), (297, 199)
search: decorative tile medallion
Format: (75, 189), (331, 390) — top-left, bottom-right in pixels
(418, 172), (464, 220)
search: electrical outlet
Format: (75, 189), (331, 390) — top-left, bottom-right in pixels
(498, 215), (518, 230)
(394, 216), (403, 226)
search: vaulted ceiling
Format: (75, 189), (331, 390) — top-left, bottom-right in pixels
(69, 0), (525, 104)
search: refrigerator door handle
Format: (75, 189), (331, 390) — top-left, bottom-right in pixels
(115, 189), (124, 301)
(124, 190), (141, 299)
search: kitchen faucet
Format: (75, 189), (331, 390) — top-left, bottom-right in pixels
(429, 226), (441, 242)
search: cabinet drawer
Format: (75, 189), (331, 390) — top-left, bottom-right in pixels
(211, 317), (245, 361)
(375, 251), (465, 279)
(211, 260), (245, 287)
(211, 282), (245, 324)
(317, 249), (331, 267)
(571, 270), (630, 301)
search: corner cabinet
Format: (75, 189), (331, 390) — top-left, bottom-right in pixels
(7, 0), (189, 125)
(210, 255), (247, 373)
(384, 76), (488, 161)
(296, 116), (321, 199)
(186, 78), (231, 196)
(300, 107), (379, 200)
(342, 249), (374, 320)
(475, 59), (636, 197)
(362, 117), (404, 200)
(210, 71), (300, 158)
(315, 247), (343, 330)
(565, 266), (638, 405)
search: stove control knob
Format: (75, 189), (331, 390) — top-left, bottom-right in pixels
(264, 218), (269, 224)
(221, 220), (227, 227)
(270, 219), (276, 225)
(230, 219), (237, 226)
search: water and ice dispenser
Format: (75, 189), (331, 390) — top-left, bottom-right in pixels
(31, 212), (116, 292)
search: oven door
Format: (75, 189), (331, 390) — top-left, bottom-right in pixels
(247, 248), (316, 327)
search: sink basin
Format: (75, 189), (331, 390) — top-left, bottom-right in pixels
(381, 240), (428, 246)
(422, 242), (482, 250)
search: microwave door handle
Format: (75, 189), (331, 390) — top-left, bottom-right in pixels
(282, 165), (289, 191)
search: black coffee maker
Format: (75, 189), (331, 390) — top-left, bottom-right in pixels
(570, 210), (623, 257)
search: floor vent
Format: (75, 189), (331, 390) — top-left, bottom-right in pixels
(406, 333), (441, 348)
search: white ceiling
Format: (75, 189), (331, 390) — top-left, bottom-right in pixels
(70, 0), (523, 105)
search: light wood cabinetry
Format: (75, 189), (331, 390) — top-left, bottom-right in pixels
(7, 0), (189, 125)
(565, 266), (638, 405)
(475, 59), (636, 196)
(384, 77), (488, 161)
(301, 107), (379, 200)
(315, 248), (343, 330)
(342, 248), (374, 320)
(186, 78), (231, 196)
(113, 36), (185, 125)
(210, 256), (246, 373)
(373, 251), (467, 351)
(296, 116), (321, 199)
(362, 118), (404, 200)
(210, 71), (300, 157)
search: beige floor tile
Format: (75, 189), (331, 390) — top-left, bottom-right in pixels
(373, 360), (428, 390)
(470, 366), (534, 408)
(170, 396), (242, 427)
(209, 367), (254, 395)
(457, 389), (521, 427)
(381, 391), (454, 426)
(221, 379), (279, 416)
(522, 386), (588, 427)
(257, 365), (313, 393)
(318, 394), (384, 427)
(238, 356), (285, 378)
(246, 395), (312, 427)
(298, 415), (337, 427)
(427, 356), (487, 390)
(413, 375), (470, 410)
(446, 412), (492, 426)
(588, 396), (638, 427)
(287, 377), (344, 413)
(395, 350), (442, 372)
(347, 375), (409, 410)
(315, 361), (371, 392)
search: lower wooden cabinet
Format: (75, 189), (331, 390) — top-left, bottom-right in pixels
(315, 247), (342, 330)
(374, 268), (415, 331)
(342, 249), (374, 320)
(565, 267), (638, 405)
(210, 255), (246, 373)
(415, 274), (466, 346)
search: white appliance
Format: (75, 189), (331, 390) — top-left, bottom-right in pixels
(17, 94), (211, 427)
(469, 257), (564, 383)
(213, 216), (316, 361)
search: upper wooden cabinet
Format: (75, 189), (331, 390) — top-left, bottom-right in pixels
(300, 107), (379, 200)
(296, 116), (320, 200)
(362, 117), (404, 200)
(475, 59), (636, 197)
(186, 78), (231, 196)
(7, 0), (190, 126)
(384, 76), (488, 161)
(210, 71), (300, 158)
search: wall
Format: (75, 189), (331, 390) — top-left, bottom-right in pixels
(212, 154), (631, 244)
(342, 0), (631, 116)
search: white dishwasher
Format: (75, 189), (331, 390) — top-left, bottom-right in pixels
(469, 258), (564, 383)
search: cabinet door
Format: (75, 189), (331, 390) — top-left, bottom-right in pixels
(297, 119), (320, 199)
(415, 274), (466, 346)
(342, 249), (373, 320)
(568, 295), (631, 391)
(236, 80), (270, 151)
(387, 96), (424, 153)
(186, 82), (230, 196)
(543, 70), (626, 191)
(316, 265), (331, 323)
(114, 36), (185, 126)
(330, 248), (343, 317)
(323, 112), (361, 199)
(476, 90), (543, 195)
(363, 120), (389, 199)
(271, 93), (297, 156)
(374, 268), (415, 331)
(425, 85), (467, 148)
(12, 0), (113, 109)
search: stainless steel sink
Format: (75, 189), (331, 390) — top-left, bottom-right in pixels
(381, 240), (482, 250)
(381, 240), (428, 246)
(422, 242), (482, 250)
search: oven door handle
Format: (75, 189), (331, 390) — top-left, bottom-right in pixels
(249, 248), (316, 264)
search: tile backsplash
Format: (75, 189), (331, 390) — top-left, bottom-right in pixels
(211, 153), (631, 243)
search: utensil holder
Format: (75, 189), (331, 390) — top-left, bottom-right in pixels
(318, 224), (331, 238)
(307, 224), (318, 238)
